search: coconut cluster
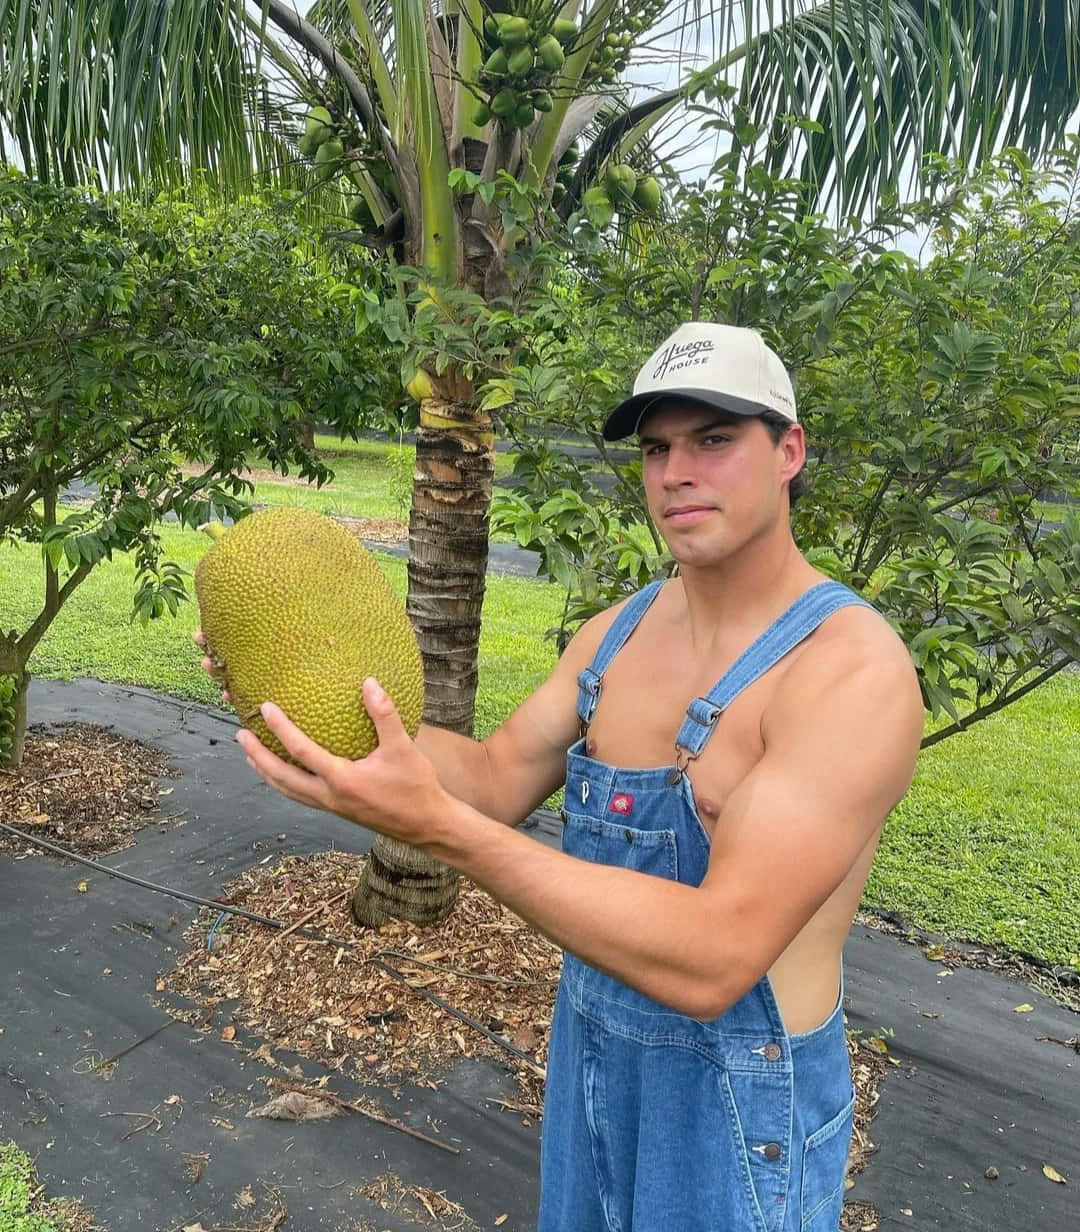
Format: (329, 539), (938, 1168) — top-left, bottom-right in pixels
(471, 11), (578, 131)
(581, 163), (663, 229)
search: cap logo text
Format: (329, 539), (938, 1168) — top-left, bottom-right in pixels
(652, 338), (715, 382)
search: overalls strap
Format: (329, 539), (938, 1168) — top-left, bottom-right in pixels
(675, 580), (874, 758)
(576, 580), (665, 729)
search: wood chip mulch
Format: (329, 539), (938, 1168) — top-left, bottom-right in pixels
(0, 722), (178, 858)
(353, 1174), (482, 1230)
(162, 851), (560, 1110)
(337, 515), (409, 545)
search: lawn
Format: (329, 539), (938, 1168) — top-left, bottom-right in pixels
(1, 503), (1078, 970)
(0, 522), (563, 742)
(244, 433), (517, 524)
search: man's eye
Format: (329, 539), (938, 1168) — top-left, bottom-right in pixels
(702, 435), (731, 446)
(643, 444), (667, 456)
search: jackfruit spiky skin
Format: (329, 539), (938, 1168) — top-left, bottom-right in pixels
(194, 507), (424, 763)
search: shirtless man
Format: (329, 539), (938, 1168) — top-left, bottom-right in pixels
(202, 322), (924, 1231)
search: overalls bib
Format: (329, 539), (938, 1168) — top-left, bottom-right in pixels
(539, 580), (873, 1232)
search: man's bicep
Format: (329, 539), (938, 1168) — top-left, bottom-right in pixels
(702, 656), (923, 967)
(480, 666), (584, 824)
(479, 604), (623, 825)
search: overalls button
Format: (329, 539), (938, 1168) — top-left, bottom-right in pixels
(666, 768), (681, 786)
(624, 828), (633, 842)
(763, 1142), (782, 1161)
(763, 1043), (782, 1062)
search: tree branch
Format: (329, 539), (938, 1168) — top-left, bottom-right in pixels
(851, 464), (898, 578)
(17, 560), (95, 662)
(0, 471), (40, 533)
(920, 657), (1073, 748)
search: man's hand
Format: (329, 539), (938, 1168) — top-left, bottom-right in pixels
(193, 630), (231, 703)
(236, 678), (450, 844)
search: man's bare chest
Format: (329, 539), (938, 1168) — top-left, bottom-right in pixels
(583, 644), (792, 830)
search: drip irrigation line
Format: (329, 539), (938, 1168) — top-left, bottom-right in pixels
(0, 819), (545, 1074)
(0, 819), (344, 937)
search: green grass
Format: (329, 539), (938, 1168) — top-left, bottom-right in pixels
(2, 504), (1078, 970)
(0, 1142), (70, 1231)
(867, 670), (1080, 968)
(246, 433), (515, 524)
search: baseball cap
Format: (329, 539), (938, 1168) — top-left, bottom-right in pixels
(602, 322), (797, 441)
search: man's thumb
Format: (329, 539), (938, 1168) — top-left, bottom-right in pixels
(363, 677), (400, 736)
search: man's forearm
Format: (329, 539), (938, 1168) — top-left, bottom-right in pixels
(424, 794), (748, 1019)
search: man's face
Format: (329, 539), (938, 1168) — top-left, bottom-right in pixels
(636, 401), (803, 566)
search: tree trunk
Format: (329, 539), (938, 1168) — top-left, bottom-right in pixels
(351, 393), (494, 928)
(0, 669), (29, 769)
(298, 412), (317, 453)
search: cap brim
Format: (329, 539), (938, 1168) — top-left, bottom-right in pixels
(601, 388), (779, 442)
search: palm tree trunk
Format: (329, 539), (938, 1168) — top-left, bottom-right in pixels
(351, 393), (494, 928)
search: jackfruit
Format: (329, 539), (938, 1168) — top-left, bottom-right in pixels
(195, 507), (424, 763)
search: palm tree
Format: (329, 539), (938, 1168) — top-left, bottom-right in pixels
(4, 1), (1078, 926)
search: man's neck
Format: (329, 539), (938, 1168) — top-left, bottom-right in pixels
(675, 533), (822, 648)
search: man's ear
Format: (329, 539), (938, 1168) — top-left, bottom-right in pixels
(778, 423), (806, 483)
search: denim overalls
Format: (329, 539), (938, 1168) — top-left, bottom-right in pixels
(539, 580), (873, 1232)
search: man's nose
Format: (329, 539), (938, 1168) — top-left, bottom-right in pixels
(662, 442), (695, 487)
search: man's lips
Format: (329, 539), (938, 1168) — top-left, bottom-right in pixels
(664, 505), (715, 523)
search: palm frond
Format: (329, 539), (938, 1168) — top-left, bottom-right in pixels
(733, 0), (1080, 213)
(0, 0), (255, 189)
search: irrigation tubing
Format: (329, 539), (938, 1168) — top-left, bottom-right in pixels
(0, 819), (545, 1073)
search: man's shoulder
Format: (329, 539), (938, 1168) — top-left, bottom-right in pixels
(768, 597), (922, 736)
(560, 582), (668, 676)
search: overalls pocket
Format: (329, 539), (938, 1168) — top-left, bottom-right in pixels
(799, 1087), (856, 1230)
(561, 810), (680, 1026)
(561, 811), (679, 881)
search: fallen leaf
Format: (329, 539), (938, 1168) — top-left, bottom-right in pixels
(247, 1092), (341, 1122)
(866, 1036), (889, 1054)
(221, 1025), (236, 1041)
(235, 1187), (256, 1208)
(1013, 1004), (1034, 1014)
(77, 881), (88, 893)
(1042, 1164), (1067, 1184)
(495, 1216), (508, 1227)
(155, 978), (165, 992)
(923, 945), (945, 961)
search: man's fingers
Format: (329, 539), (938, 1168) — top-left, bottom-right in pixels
(362, 678), (409, 750)
(257, 702), (341, 778)
(237, 727), (332, 808)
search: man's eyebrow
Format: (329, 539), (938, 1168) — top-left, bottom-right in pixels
(637, 417), (743, 446)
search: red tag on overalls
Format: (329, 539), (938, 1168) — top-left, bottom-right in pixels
(609, 793), (634, 816)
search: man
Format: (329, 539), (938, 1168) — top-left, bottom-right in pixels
(201, 322), (924, 1231)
